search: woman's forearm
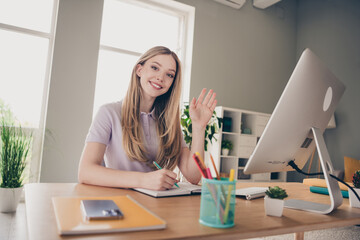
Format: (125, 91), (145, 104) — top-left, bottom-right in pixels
(180, 124), (206, 184)
(78, 163), (146, 188)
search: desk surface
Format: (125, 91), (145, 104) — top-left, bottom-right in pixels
(24, 182), (360, 240)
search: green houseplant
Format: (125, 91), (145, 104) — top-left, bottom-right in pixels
(0, 116), (32, 212)
(349, 170), (360, 208)
(181, 104), (222, 151)
(221, 139), (233, 156)
(264, 186), (288, 217)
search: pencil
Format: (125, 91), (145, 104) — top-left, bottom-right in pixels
(195, 152), (207, 172)
(153, 161), (180, 188)
(210, 153), (220, 180)
(223, 169), (235, 223)
(192, 154), (208, 178)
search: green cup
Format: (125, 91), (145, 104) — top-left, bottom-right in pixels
(199, 177), (236, 228)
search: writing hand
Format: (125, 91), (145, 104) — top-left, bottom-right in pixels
(144, 169), (179, 191)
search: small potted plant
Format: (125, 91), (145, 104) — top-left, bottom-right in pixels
(221, 139), (233, 156)
(349, 170), (360, 208)
(264, 186), (288, 217)
(0, 117), (32, 212)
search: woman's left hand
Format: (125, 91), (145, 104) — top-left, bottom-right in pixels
(189, 88), (217, 129)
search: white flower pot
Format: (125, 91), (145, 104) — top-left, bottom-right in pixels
(264, 196), (284, 217)
(0, 187), (23, 213)
(222, 148), (229, 156)
(349, 188), (360, 208)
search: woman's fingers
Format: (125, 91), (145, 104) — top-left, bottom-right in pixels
(196, 88), (207, 106)
(207, 92), (216, 108)
(210, 99), (218, 112)
(203, 89), (213, 106)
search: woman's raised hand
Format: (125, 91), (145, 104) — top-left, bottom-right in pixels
(189, 88), (217, 129)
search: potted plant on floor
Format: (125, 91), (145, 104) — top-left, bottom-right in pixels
(264, 186), (288, 217)
(349, 170), (360, 208)
(0, 117), (32, 212)
(221, 139), (233, 156)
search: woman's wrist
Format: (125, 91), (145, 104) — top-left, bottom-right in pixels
(191, 122), (206, 132)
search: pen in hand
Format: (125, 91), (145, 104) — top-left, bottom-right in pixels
(153, 161), (180, 188)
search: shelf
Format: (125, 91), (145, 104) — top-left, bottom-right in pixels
(222, 131), (240, 135)
(210, 106), (287, 183)
(220, 155), (237, 158)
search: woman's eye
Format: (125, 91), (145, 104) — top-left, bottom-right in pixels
(151, 66), (158, 70)
(167, 74), (174, 79)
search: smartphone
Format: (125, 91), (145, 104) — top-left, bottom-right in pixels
(80, 200), (124, 221)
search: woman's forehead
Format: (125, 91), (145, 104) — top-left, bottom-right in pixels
(147, 54), (176, 72)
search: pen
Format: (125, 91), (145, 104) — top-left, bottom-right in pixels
(223, 169), (235, 223)
(210, 153), (221, 180)
(206, 168), (213, 179)
(153, 161), (180, 188)
(195, 152), (207, 171)
(192, 154), (208, 178)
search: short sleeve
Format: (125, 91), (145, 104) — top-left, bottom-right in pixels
(181, 131), (188, 148)
(85, 104), (113, 145)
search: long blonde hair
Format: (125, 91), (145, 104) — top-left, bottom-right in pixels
(121, 46), (183, 170)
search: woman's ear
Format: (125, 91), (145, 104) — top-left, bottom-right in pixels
(136, 64), (142, 77)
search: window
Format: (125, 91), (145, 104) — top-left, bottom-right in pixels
(0, 0), (58, 183)
(93, 0), (194, 114)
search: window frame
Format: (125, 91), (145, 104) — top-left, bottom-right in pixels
(97, 0), (195, 106)
(0, 0), (59, 183)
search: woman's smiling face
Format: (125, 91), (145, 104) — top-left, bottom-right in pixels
(136, 54), (176, 101)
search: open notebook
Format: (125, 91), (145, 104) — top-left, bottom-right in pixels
(133, 182), (202, 198)
(52, 195), (166, 235)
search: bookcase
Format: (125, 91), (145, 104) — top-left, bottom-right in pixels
(207, 106), (287, 182)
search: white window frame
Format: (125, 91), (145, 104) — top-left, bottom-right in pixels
(0, 0), (59, 183)
(98, 0), (195, 105)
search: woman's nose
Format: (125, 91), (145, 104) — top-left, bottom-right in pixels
(156, 73), (164, 82)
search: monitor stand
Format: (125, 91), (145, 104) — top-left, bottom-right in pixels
(284, 127), (343, 214)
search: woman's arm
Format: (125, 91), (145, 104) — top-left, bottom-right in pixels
(78, 142), (178, 190)
(178, 88), (217, 184)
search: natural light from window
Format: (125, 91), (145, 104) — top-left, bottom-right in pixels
(93, 0), (193, 115)
(0, 0), (57, 183)
(0, 0), (55, 127)
(0, 30), (49, 127)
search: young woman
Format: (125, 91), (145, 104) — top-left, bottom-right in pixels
(78, 46), (217, 191)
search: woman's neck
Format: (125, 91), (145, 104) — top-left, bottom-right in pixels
(140, 96), (155, 113)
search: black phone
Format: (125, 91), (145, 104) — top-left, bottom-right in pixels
(80, 200), (124, 220)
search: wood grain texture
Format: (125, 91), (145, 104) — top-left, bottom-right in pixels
(24, 182), (360, 240)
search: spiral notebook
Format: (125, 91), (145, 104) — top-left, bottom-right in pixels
(133, 182), (202, 198)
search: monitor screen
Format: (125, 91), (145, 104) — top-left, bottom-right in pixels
(244, 48), (345, 175)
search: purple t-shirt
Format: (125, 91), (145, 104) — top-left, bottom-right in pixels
(85, 101), (186, 172)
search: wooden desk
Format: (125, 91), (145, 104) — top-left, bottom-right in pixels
(25, 182), (360, 240)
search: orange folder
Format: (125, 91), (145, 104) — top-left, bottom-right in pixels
(52, 195), (166, 235)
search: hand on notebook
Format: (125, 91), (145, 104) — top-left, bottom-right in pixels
(144, 169), (179, 191)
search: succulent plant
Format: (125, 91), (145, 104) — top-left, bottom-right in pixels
(221, 139), (233, 150)
(352, 170), (360, 188)
(265, 186), (288, 200)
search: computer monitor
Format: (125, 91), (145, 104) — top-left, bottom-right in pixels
(244, 48), (346, 214)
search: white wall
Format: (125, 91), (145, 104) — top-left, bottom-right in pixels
(288, 0), (360, 181)
(41, 0), (359, 182)
(40, 0), (297, 182)
(40, 0), (103, 182)
(177, 0), (297, 114)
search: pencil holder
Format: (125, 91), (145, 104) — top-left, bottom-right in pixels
(199, 178), (236, 228)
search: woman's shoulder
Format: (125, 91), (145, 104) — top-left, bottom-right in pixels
(96, 101), (123, 117)
(99, 101), (122, 111)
